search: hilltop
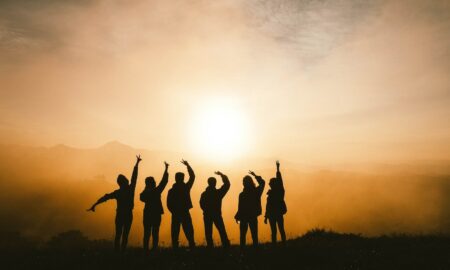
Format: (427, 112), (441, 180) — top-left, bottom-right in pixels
(1, 229), (449, 270)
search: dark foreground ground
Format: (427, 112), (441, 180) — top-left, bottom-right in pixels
(1, 229), (449, 270)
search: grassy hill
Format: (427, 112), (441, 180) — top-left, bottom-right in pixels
(2, 229), (449, 270)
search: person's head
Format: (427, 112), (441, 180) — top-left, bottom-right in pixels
(269, 178), (277, 189)
(243, 175), (255, 189)
(117, 174), (129, 188)
(175, 172), (185, 184)
(207, 177), (217, 188)
(145, 176), (156, 188)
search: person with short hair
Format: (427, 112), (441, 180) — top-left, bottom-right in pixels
(200, 171), (230, 248)
(167, 159), (196, 248)
(87, 155), (142, 252)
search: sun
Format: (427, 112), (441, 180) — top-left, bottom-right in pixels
(190, 98), (250, 161)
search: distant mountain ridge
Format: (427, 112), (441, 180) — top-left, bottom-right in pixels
(0, 141), (449, 241)
(0, 141), (448, 177)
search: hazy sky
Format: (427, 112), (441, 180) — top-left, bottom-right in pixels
(1, 1), (450, 242)
(1, 0), (449, 165)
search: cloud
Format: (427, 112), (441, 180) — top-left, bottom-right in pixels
(0, 0), (383, 65)
(0, 0), (449, 164)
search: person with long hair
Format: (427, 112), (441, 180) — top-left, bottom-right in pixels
(140, 161), (169, 251)
(264, 160), (287, 245)
(235, 170), (265, 247)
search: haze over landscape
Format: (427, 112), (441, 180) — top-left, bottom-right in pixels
(0, 141), (448, 246)
(0, 0), (449, 246)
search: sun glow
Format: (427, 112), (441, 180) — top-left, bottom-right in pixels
(190, 98), (250, 161)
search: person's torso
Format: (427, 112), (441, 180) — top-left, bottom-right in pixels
(267, 189), (286, 216)
(168, 184), (192, 213)
(201, 189), (223, 216)
(239, 189), (262, 217)
(115, 187), (134, 213)
(142, 189), (164, 214)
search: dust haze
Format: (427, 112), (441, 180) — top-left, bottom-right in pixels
(0, 0), (449, 245)
(0, 142), (448, 246)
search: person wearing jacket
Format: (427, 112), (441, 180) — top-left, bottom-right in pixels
(264, 160), (287, 245)
(140, 161), (169, 251)
(166, 159), (196, 248)
(200, 171), (230, 248)
(87, 155), (142, 252)
(234, 170), (265, 247)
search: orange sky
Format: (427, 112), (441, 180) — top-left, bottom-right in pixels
(0, 0), (449, 166)
(1, 1), (450, 246)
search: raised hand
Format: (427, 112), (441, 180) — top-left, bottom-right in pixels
(87, 206), (96, 212)
(249, 170), (257, 177)
(276, 160), (280, 169)
(181, 159), (190, 167)
(164, 161), (169, 168)
(214, 171), (224, 176)
(136, 154), (142, 164)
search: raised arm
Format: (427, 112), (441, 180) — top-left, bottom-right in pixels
(249, 170), (265, 195)
(276, 160), (284, 191)
(215, 171), (230, 197)
(156, 161), (169, 193)
(130, 155), (142, 191)
(181, 159), (195, 189)
(87, 192), (116, 212)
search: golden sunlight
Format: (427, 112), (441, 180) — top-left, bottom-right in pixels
(189, 98), (250, 161)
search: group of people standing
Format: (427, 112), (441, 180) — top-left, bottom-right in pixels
(87, 155), (287, 252)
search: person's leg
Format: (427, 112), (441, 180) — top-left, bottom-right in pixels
(152, 215), (162, 250)
(249, 217), (258, 247)
(181, 212), (195, 248)
(278, 215), (286, 243)
(121, 212), (133, 251)
(240, 220), (248, 247)
(204, 215), (214, 248)
(114, 215), (124, 252)
(269, 217), (277, 245)
(143, 212), (151, 251)
(171, 215), (180, 248)
(214, 215), (230, 247)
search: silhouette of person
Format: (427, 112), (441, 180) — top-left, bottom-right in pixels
(199, 171), (230, 248)
(167, 159), (196, 248)
(234, 170), (265, 247)
(264, 160), (287, 245)
(140, 161), (169, 251)
(87, 155), (142, 252)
